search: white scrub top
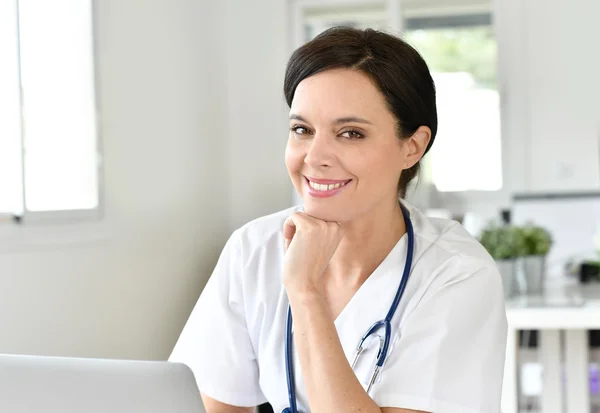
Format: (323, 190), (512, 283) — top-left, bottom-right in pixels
(169, 201), (508, 413)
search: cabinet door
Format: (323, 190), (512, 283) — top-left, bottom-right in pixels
(523, 0), (600, 193)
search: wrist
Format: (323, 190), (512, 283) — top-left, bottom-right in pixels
(283, 270), (321, 294)
(288, 289), (328, 318)
(284, 278), (323, 302)
(286, 287), (334, 330)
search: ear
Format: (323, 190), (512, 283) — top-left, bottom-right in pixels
(402, 126), (432, 169)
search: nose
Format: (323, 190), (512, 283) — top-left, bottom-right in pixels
(304, 132), (335, 168)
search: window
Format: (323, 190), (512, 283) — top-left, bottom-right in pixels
(302, 4), (388, 42)
(404, 14), (502, 192)
(0, 0), (100, 219)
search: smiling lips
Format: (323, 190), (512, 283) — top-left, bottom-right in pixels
(305, 176), (351, 198)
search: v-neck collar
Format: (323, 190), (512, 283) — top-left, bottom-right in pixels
(332, 233), (409, 353)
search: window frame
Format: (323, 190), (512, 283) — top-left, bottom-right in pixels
(0, 0), (104, 226)
(404, 10), (510, 207)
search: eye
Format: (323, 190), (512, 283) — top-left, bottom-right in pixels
(341, 129), (365, 139)
(290, 125), (311, 136)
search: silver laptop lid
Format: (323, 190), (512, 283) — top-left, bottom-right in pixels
(0, 353), (205, 413)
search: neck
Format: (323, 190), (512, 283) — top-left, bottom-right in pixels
(325, 199), (407, 287)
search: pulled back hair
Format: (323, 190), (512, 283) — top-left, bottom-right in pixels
(283, 27), (437, 198)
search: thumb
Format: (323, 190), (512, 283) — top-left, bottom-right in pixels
(283, 216), (297, 251)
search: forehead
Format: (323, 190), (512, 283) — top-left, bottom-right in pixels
(290, 68), (390, 120)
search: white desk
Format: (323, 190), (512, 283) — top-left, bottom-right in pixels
(502, 278), (600, 413)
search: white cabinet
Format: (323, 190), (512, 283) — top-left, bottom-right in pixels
(497, 0), (600, 194)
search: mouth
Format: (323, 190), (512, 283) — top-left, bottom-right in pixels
(304, 176), (352, 198)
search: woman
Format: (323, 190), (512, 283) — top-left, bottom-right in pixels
(170, 27), (508, 413)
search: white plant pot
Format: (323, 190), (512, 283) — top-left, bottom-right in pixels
(521, 255), (546, 295)
(496, 259), (518, 299)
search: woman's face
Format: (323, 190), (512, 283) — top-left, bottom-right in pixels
(285, 68), (412, 222)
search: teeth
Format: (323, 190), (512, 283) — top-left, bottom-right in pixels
(309, 180), (347, 191)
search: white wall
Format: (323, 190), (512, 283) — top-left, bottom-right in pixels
(225, 0), (292, 229)
(0, 0), (291, 360)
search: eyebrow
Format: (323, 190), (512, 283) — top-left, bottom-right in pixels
(289, 114), (373, 125)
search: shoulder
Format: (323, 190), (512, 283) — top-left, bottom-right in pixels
(406, 200), (495, 266)
(233, 204), (302, 244)
(227, 204), (302, 261)
(405, 201), (500, 291)
(208, 206), (301, 322)
(402, 202), (506, 329)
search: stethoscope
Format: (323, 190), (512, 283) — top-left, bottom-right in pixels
(282, 204), (414, 413)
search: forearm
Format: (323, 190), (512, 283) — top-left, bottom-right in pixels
(288, 291), (382, 413)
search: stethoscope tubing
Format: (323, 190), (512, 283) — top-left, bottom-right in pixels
(283, 204), (414, 413)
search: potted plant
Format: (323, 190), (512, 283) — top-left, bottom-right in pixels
(518, 224), (553, 294)
(479, 223), (524, 299)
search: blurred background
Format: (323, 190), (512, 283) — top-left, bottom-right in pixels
(1, 0), (599, 412)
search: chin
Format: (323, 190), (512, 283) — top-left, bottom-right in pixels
(301, 201), (352, 223)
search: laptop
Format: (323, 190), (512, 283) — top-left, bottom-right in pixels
(0, 353), (206, 413)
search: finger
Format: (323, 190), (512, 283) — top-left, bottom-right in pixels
(330, 220), (344, 235)
(323, 220), (343, 243)
(283, 216), (297, 242)
(301, 213), (342, 232)
(284, 212), (316, 234)
(283, 215), (298, 251)
(283, 212), (315, 251)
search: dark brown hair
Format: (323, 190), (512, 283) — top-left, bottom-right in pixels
(283, 26), (437, 198)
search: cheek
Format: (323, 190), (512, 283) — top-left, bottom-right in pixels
(358, 143), (404, 186)
(284, 140), (303, 174)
